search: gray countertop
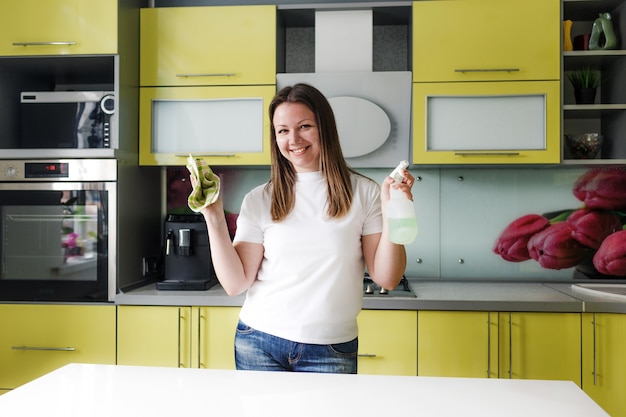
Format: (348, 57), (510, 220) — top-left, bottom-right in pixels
(115, 279), (626, 314)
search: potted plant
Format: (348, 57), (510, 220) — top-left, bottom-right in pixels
(568, 67), (600, 104)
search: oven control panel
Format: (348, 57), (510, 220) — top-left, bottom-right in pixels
(0, 159), (117, 181)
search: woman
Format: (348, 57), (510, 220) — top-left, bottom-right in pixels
(194, 83), (414, 373)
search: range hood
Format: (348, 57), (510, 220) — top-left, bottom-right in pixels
(278, 9), (412, 168)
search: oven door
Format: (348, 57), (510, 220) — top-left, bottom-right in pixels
(0, 181), (115, 302)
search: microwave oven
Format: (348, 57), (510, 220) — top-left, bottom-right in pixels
(20, 91), (115, 149)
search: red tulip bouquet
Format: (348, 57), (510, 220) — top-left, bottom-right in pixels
(493, 168), (626, 277)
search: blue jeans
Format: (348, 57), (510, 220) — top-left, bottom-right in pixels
(234, 320), (358, 374)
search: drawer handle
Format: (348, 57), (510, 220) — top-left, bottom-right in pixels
(175, 154), (236, 157)
(12, 41), (77, 46)
(12, 346), (76, 351)
(454, 152), (521, 156)
(454, 68), (520, 73)
(358, 353), (377, 358)
(176, 73), (237, 78)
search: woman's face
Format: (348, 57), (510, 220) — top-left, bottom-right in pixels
(273, 102), (321, 173)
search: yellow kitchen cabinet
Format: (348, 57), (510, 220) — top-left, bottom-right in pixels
(582, 313), (626, 417)
(412, 0), (559, 83)
(139, 85), (275, 166)
(0, 304), (115, 390)
(412, 80), (560, 164)
(117, 305), (192, 368)
(140, 6), (276, 87)
(117, 305), (240, 370)
(418, 311), (498, 378)
(196, 307), (240, 370)
(0, 0), (117, 56)
(499, 312), (581, 384)
(357, 310), (417, 376)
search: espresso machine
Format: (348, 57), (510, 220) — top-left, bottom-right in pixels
(157, 214), (217, 291)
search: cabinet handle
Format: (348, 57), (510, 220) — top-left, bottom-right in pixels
(176, 73), (237, 78)
(508, 313), (513, 379)
(12, 41), (77, 46)
(487, 313), (491, 378)
(454, 152), (521, 156)
(358, 353), (377, 358)
(198, 309), (204, 369)
(175, 154), (236, 158)
(592, 314), (598, 386)
(12, 346), (76, 351)
(454, 68), (520, 73)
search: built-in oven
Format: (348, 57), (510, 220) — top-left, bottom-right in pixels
(0, 159), (116, 302)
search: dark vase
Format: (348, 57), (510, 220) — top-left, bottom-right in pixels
(574, 87), (597, 105)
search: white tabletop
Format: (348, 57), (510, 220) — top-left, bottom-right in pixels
(0, 363), (609, 417)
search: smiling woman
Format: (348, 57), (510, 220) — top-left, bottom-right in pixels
(190, 83), (415, 374)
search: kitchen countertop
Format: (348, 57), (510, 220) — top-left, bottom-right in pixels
(0, 363), (609, 417)
(115, 279), (626, 313)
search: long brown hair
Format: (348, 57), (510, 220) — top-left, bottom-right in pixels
(267, 83), (355, 221)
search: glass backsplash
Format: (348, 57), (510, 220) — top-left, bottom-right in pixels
(167, 165), (626, 282)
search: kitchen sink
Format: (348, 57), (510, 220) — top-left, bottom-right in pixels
(571, 283), (626, 300)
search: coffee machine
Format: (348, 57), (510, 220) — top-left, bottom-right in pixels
(157, 214), (217, 291)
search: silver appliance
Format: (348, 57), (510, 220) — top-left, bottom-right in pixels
(20, 91), (115, 149)
(0, 159), (161, 302)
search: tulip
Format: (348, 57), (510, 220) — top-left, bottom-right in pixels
(567, 208), (622, 249)
(573, 168), (626, 210)
(593, 230), (626, 276)
(493, 214), (550, 262)
(527, 222), (589, 269)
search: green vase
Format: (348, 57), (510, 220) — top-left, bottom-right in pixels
(589, 12), (617, 50)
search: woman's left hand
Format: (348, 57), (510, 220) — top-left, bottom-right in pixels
(382, 170), (415, 204)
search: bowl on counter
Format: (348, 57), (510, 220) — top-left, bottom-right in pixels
(565, 133), (603, 159)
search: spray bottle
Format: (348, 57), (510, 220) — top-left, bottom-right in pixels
(387, 160), (418, 244)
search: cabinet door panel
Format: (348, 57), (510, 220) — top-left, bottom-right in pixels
(0, 304), (115, 389)
(499, 312), (581, 384)
(139, 86), (275, 166)
(117, 306), (192, 368)
(197, 307), (240, 370)
(140, 6), (276, 86)
(413, 0), (559, 82)
(0, 0), (117, 56)
(357, 310), (417, 376)
(418, 311), (498, 378)
(582, 313), (626, 417)
(413, 81), (560, 164)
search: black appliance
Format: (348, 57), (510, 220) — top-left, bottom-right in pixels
(157, 214), (217, 291)
(20, 91), (115, 149)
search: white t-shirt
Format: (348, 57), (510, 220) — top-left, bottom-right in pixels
(234, 171), (382, 344)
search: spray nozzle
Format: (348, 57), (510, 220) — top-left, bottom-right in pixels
(389, 160), (409, 184)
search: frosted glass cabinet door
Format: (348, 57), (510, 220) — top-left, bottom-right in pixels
(413, 81), (560, 164)
(152, 99), (263, 154)
(139, 86), (275, 166)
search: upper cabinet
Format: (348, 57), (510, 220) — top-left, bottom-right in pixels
(412, 0), (561, 165)
(0, 0), (118, 56)
(562, 0), (626, 164)
(139, 6), (276, 166)
(140, 6), (276, 87)
(412, 0), (560, 83)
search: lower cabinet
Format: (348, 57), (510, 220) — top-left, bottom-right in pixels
(117, 305), (240, 369)
(418, 311), (497, 378)
(418, 311), (581, 384)
(582, 313), (626, 417)
(357, 310), (417, 376)
(0, 304), (116, 390)
(499, 312), (580, 384)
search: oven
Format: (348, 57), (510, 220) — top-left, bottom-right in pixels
(0, 159), (116, 302)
